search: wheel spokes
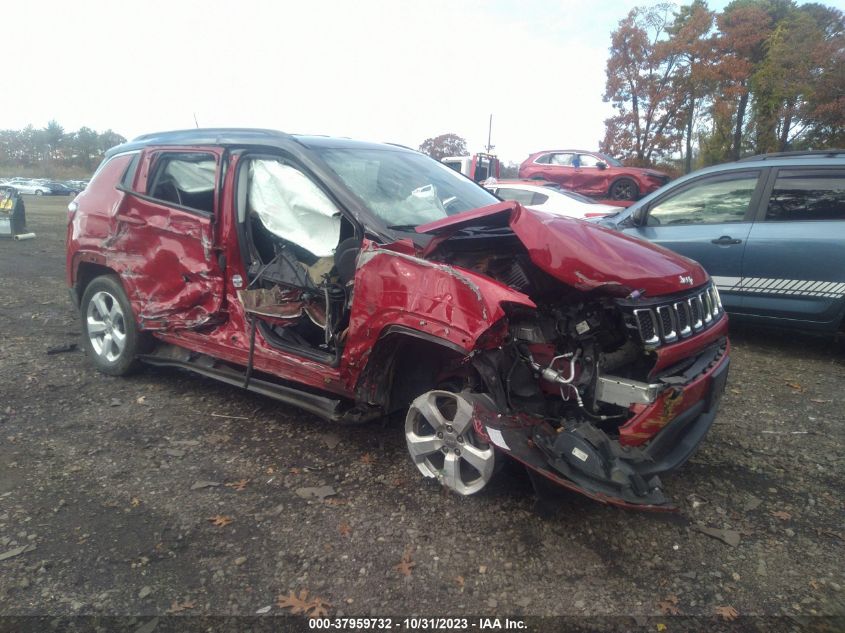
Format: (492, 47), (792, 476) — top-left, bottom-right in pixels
(111, 327), (126, 353)
(93, 294), (110, 319)
(413, 392), (449, 432)
(449, 398), (474, 435)
(459, 443), (494, 477)
(406, 431), (443, 461)
(87, 316), (107, 335)
(99, 333), (113, 358)
(441, 452), (461, 493)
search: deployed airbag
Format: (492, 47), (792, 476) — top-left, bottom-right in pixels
(249, 160), (341, 258)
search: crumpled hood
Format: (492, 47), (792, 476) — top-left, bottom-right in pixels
(417, 202), (708, 296)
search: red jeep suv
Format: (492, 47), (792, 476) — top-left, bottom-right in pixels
(66, 129), (729, 509)
(518, 150), (670, 201)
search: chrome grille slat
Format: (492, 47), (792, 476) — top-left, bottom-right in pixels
(629, 285), (722, 348)
(656, 305), (677, 343)
(674, 301), (692, 337)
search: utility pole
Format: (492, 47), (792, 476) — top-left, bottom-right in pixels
(485, 114), (494, 154)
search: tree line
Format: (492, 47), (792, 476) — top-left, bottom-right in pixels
(601, 0), (844, 172)
(0, 120), (126, 176)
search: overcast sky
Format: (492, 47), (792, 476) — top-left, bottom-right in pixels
(7, 0), (843, 163)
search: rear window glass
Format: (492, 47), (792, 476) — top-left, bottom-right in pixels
(766, 170), (845, 222)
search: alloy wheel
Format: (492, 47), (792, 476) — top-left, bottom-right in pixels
(86, 290), (128, 363)
(405, 390), (495, 495)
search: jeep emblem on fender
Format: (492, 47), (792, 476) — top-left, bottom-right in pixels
(679, 275), (694, 286)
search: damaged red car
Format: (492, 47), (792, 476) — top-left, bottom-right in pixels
(66, 129), (730, 509)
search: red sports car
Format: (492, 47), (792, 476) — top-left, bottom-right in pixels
(518, 150), (669, 201)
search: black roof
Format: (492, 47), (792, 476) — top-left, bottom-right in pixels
(106, 128), (416, 158)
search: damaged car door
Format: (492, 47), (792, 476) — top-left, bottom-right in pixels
(234, 155), (352, 365)
(116, 148), (226, 329)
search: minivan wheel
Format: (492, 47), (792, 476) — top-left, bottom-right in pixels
(80, 276), (140, 376)
(609, 178), (638, 201)
(405, 390), (496, 496)
(35, 190), (44, 196)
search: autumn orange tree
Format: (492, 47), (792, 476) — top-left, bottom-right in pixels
(665, 0), (717, 173)
(601, 4), (681, 166)
(603, 0), (844, 170)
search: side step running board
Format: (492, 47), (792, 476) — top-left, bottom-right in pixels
(140, 346), (345, 421)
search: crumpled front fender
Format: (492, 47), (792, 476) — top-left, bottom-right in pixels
(341, 241), (535, 391)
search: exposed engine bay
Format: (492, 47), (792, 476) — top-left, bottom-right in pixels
(433, 240), (661, 428)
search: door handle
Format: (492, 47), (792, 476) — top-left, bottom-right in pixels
(116, 214), (145, 226)
(711, 235), (742, 245)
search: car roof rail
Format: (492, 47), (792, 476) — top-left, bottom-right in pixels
(737, 149), (845, 162)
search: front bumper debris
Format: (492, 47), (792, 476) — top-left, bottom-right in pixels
(472, 340), (730, 510)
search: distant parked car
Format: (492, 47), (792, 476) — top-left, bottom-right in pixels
(66, 180), (89, 194)
(6, 179), (54, 196)
(46, 181), (76, 196)
(519, 150), (669, 201)
(597, 150), (845, 335)
(484, 180), (617, 219)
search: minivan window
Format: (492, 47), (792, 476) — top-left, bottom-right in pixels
(765, 170), (845, 222)
(647, 174), (759, 226)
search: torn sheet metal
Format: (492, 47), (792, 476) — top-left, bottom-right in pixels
(417, 202), (709, 297)
(237, 287), (327, 327)
(342, 241), (535, 389)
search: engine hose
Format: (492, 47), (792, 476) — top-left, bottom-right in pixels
(561, 384), (625, 421)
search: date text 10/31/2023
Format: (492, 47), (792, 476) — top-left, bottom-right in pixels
(308, 617), (528, 630)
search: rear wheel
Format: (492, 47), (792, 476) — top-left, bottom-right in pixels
(80, 276), (141, 376)
(609, 178), (639, 201)
(35, 190), (44, 196)
(405, 390), (496, 495)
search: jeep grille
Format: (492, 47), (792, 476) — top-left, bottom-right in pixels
(630, 285), (723, 348)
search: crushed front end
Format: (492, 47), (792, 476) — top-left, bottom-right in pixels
(409, 205), (731, 509)
(470, 277), (728, 509)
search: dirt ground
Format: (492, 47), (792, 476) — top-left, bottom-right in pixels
(0, 197), (843, 631)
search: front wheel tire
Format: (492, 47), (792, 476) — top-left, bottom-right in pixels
(405, 390), (496, 496)
(80, 275), (141, 376)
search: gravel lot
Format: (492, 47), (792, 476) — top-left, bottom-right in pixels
(0, 197), (843, 631)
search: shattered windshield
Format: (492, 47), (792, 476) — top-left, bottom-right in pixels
(317, 148), (500, 228)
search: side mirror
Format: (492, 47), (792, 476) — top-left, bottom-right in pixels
(632, 205), (648, 226)
(596, 161), (607, 170)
